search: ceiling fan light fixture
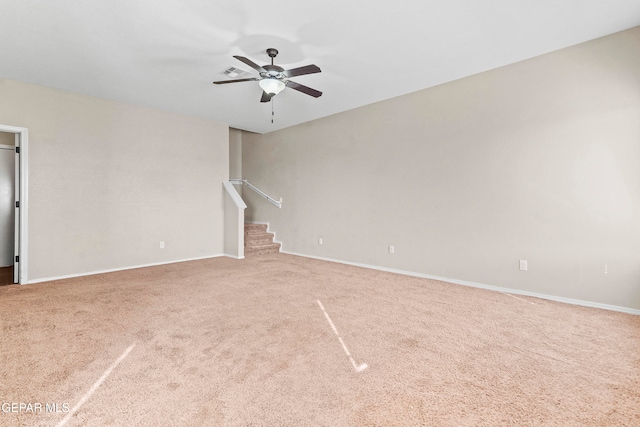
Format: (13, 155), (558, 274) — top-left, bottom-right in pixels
(259, 78), (285, 95)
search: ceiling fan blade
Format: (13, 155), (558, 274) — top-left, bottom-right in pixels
(260, 91), (275, 103)
(213, 77), (259, 84)
(285, 80), (322, 98)
(282, 64), (321, 78)
(233, 55), (267, 73)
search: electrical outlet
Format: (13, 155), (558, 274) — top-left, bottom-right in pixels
(318, 237), (323, 245)
(389, 245), (395, 254)
(160, 242), (165, 249)
(604, 264), (608, 274)
(519, 260), (527, 271)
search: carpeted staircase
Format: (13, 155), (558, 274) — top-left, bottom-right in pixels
(244, 223), (280, 256)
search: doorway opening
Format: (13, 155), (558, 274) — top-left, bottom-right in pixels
(0, 134), (14, 284)
(0, 125), (28, 284)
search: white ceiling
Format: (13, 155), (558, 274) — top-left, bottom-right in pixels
(1, 1), (639, 134)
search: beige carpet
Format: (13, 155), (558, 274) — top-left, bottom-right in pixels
(0, 253), (638, 426)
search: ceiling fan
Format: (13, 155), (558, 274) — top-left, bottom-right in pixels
(213, 48), (322, 103)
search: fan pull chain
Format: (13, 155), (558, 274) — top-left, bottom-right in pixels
(271, 98), (275, 124)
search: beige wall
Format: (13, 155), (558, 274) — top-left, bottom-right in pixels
(0, 132), (16, 145)
(229, 128), (243, 198)
(243, 27), (640, 310)
(0, 77), (228, 281)
(0, 131), (14, 146)
(229, 128), (242, 180)
(223, 182), (245, 259)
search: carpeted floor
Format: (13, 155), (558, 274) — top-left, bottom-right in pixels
(0, 253), (639, 426)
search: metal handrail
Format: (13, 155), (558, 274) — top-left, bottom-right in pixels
(229, 179), (282, 209)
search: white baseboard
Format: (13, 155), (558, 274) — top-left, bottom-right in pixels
(224, 253), (245, 260)
(27, 254), (226, 284)
(281, 251), (640, 316)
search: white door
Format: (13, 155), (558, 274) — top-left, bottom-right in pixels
(0, 144), (15, 269)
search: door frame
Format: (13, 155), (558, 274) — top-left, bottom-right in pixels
(0, 124), (28, 284)
(0, 144), (15, 274)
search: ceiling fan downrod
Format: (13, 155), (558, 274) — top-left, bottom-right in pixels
(266, 48), (279, 65)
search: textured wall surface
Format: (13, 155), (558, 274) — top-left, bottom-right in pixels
(243, 27), (640, 310)
(0, 78), (228, 281)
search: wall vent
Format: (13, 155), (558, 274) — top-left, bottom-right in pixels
(222, 66), (252, 79)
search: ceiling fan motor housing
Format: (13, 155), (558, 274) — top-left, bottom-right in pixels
(262, 64), (285, 79)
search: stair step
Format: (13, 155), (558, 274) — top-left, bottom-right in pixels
(243, 223), (280, 256)
(245, 232), (275, 246)
(244, 223), (268, 235)
(245, 242), (281, 256)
